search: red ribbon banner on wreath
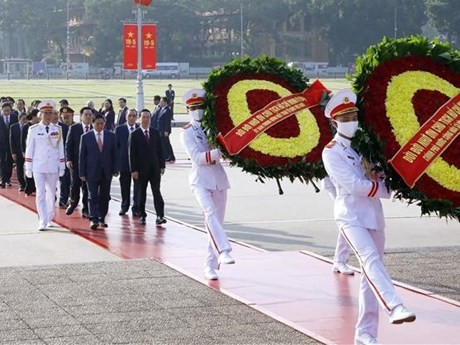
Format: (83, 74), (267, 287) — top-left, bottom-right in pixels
(123, 24), (157, 70)
(217, 80), (330, 155)
(389, 93), (460, 188)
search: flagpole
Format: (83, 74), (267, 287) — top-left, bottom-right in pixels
(136, 4), (144, 111)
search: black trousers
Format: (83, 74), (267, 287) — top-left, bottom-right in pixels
(15, 155), (26, 189)
(87, 173), (112, 222)
(160, 135), (175, 161)
(138, 172), (164, 218)
(59, 167), (71, 205)
(0, 147), (13, 184)
(69, 168), (88, 211)
(119, 171), (140, 212)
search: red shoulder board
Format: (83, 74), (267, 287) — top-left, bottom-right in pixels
(183, 123), (192, 129)
(325, 140), (336, 148)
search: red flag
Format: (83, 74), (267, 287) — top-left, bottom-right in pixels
(123, 24), (137, 70)
(141, 24), (157, 69)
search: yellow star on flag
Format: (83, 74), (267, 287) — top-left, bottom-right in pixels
(146, 32), (153, 39)
(128, 32), (134, 38)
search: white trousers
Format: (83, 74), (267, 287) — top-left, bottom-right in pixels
(341, 225), (402, 338)
(192, 187), (231, 270)
(334, 231), (351, 263)
(34, 172), (59, 228)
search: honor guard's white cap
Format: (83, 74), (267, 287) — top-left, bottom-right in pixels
(183, 89), (205, 108)
(38, 100), (56, 112)
(325, 89), (358, 119)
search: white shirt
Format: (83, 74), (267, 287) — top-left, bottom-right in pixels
(94, 129), (104, 145)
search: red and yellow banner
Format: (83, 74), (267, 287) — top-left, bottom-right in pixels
(123, 24), (137, 70)
(123, 23), (157, 70)
(389, 93), (460, 187)
(217, 80), (329, 155)
(141, 24), (156, 69)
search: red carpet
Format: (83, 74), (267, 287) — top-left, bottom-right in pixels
(1, 182), (459, 344)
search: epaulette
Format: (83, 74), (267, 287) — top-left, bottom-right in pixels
(325, 140), (336, 149)
(183, 123), (192, 129)
(30, 123), (39, 129)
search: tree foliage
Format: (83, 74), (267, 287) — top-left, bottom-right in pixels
(0, 0), (454, 67)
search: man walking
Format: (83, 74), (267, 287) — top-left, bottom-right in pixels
(79, 114), (118, 230)
(65, 107), (92, 217)
(115, 108), (140, 216)
(129, 109), (166, 226)
(322, 89), (415, 345)
(181, 89), (235, 281)
(9, 111), (28, 191)
(0, 102), (18, 187)
(24, 100), (65, 230)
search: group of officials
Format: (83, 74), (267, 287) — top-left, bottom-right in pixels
(1, 87), (417, 345)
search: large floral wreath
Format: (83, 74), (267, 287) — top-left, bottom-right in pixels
(352, 36), (460, 221)
(203, 56), (331, 185)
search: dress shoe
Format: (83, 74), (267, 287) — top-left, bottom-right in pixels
(155, 216), (167, 225)
(218, 251), (235, 265)
(332, 262), (355, 275)
(46, 223), (55, 228)
(38, 225), (46, 231)
(139, 217), (146, 225)
(6, 182), (11, 187)
(204, 267), (218, 280)
(65, 205), (75, 215)
(98, 220), (108, 228)
(59, 202), (68, 209)
(82, 210), (89, 219)
(389, 304), (416, 324)
(90, 221), (99, 230)
(19, 187), (25, 192)
(355, 333), (379, 345)
(119, 210), (127, 216)
(0, 183), (5, 188)
(132, 210), (141, 217)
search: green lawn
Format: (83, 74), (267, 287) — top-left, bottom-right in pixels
(0, 78), (351, 116)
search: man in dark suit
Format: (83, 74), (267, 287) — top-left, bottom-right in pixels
(117, 97), (128, 126)
(165, 84), (175, 119)
(79, 114), (118, 230)
(65, 106), (92, 217)
(157, 97), (176, 163)
(9, 111), (27, 191)
(0, 102), (19, 187)
(115, 108), (140, 216)
(21, 109), (39, 195)
(150, 95), (161, 129)
(58, 106), (74, 207)
(129, 109), (166, 225)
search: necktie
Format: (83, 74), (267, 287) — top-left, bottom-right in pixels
(85, 125), (89, 133)
(45, 126), (49, 133)
(130, 126), (134, 132)
(97, 132), (103, 152)
(5, 116), (9, 127)
(144, 129), (149, 141)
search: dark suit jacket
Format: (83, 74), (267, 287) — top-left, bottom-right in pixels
(165, 89), (175, 104)
(117, 106), (128, 126)
(115, 123), (139, 173)
(58, 121), (69, 146)
(9, 122), (23, 158)
(79, 130), (118, 182)
(157, 106), (172, 134)
(150, 106), (160, 129)
(102, 109), (115, 131)
(0, 114), (18, 149)
(20, 122), (32, 154)
(129, 127), (164, 179)
(66, 123), (91, 167)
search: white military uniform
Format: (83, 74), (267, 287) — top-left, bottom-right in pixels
(181, 118), (231, 270)
(25, 121), (65, 230)
(323, 133), (403, 340)
(321, 176), (351, 264)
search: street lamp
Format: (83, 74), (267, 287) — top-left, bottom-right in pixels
(240, 2), (244, 56)
(133, 0), (153, 111)
(66, 0), (70, 80)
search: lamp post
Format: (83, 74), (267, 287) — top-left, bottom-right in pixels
(133, 0), (152, 111)
(66, 0), (70, 80)
(240, 2), (244, 56)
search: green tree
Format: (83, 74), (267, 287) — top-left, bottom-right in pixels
(425, 0), (460, 46)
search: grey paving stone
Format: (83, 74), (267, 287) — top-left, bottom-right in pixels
(0, 328), (39, 342)
(41, 335), (104, 345)
(32, 325), (92, 339)
(0, 318), (30, 331)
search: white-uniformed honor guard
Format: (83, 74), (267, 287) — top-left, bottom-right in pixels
(181, 89), (234, 281)
(25, 100), (65, 231)
(322, 89), (416, 345)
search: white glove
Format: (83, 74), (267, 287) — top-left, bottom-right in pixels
(210, 149), (222, 162)
(25, 170), (32, 178)
(59, 169), (65, 177)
